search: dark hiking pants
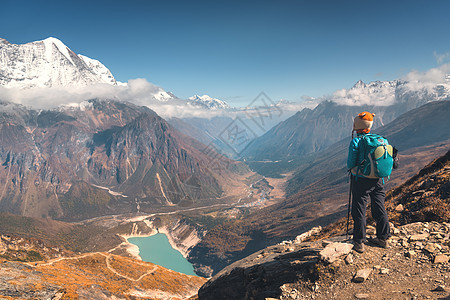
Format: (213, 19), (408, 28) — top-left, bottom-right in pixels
(351, 176), (390, 244)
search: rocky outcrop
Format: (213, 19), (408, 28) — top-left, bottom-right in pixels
(0, 261), (63, 299)
(158, 218), (205, 258)
(198, 222), (450, 300)
(198, 233), (323, 299)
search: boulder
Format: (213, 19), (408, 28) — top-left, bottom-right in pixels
(354, 268), (372, 283)
(409, 233), (429, 241)
(294, 226), (322, 244)
(405, 250), (416, 258)
(319, 242), (353, 264)
(395, 204), (404, 212)
(433, 254), (449, 264)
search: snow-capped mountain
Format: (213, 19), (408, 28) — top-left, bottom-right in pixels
(332, 77), (450, 107)
(154, 90), (177, 102)
(0, 37), (177, 103)
(0, 37), (117, 88)
(188, 95), (230, 110)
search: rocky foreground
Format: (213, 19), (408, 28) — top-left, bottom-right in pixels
(198, 221), (449, 300)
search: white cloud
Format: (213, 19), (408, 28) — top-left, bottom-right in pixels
(0, 78), (234, 119)
(403, 63), (450, 83)
(0, 77), (316, 121)
(330, 82), (397, 106)
(401, 63), (450, 92)
(0, 83), (120, 109)
(433, 51), (450, 65)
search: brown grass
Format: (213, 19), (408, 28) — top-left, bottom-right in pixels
(35, 253), (206, 299)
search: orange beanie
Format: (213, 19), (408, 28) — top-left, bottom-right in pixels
(353, 111), (375, 132)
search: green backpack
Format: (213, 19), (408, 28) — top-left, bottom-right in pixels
(357, 134), (394, 180)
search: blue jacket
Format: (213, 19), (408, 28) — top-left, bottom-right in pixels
(347, 133), (367, 175)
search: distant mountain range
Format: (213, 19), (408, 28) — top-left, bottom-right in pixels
(188, 95), (230, 110)
(241, 77), (450, 176)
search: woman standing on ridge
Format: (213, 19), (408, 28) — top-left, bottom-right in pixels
(347, 112), (391, 253)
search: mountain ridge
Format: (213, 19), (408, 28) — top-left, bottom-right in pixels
(0, 99), (252, 221)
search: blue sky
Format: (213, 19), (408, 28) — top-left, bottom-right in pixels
(2, 0), (450, 106)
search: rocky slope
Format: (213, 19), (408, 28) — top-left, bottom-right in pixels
(386, 150), (450, 224)
(0, 99), (251, 220)
(197, 151), (450, 299)
(0, 212), (124, 254)
(198, 221), (450, 300)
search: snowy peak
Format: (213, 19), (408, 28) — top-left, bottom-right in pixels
(350, 79), (399, 91)
(42, 37), (76, 65)
(78, 54), (116, 86)
(352, 80), (366, 89)
(0, 37), (117, 88)
(154, 89), (176, 102)
(0, 38), (10, 46)
(188, 94), (230, 110)
(333, 76), (450, 107)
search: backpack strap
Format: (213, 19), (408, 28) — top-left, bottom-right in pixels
(351, 135), (367, 181)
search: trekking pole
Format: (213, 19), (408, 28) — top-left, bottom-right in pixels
(346, 174), (353, 240)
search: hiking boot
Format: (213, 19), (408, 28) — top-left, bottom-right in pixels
(368, 237), (388, 248)
(353, 242), (365, 253)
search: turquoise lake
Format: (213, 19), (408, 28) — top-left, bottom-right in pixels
(128, 233), (197, 276)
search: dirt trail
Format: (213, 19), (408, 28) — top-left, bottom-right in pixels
(30, 252), (159, 282)
(99, 252), (158, 281)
